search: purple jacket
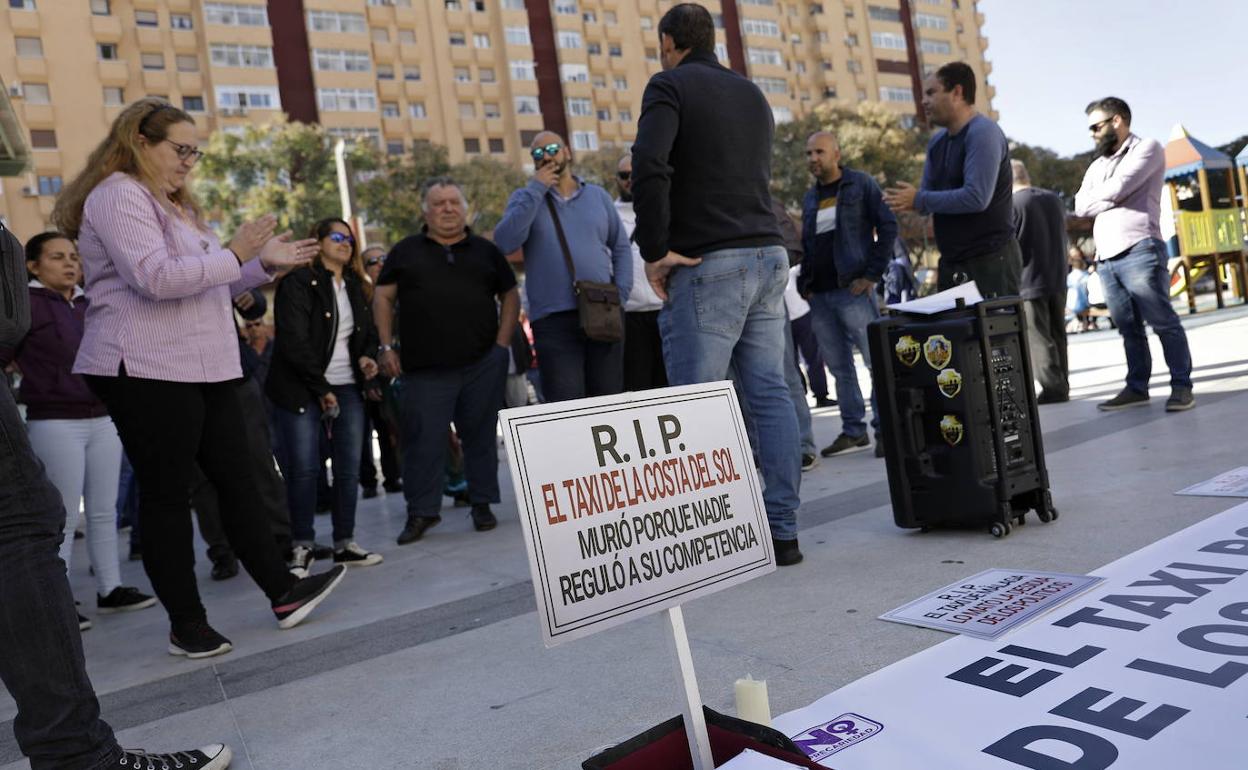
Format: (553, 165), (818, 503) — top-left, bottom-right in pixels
(3, 283), (109, 420)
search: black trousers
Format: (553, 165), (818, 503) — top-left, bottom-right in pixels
(360, 397), (401, 489)
(1025, 293), (1070, 397)
(623, 310), (668, 391)
(938, 238), (1023, 298)
(190, 377), (291, 560)
(531, 309), (624, 402)
(88, 370), (296, 625)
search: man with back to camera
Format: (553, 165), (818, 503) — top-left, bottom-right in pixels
(884, 62), (1020, 298)
(1075, 96), (1193, 412)
(614, 152), (668, 391)
(493, 132), (632, 402)
(631, 2), (804, 566)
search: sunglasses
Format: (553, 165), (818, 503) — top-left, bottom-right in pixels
(327, 232), (356, 246)
(617, 171), (631, 181)
(365, 257), (382, 266)
(165, 140), (204, 163)
(245, 321), (264, 328)
(531, 142), (561, 161)
(1088, 118), (1113, 134)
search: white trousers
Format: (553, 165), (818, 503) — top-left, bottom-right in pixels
(26, 416), (124, 596)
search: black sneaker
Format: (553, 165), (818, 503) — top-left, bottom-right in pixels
(361, 486), (379, 500)
(820, 433), (870, 457)
(1098, 388), (1149, 411)
(801, 453), (819, 472)
(97, 586), (157, 614)
(382, 481), (404, 494)
(1165, 386), (1195, 412)
(1037, 390), (1070, 404)
(210, 553), (239, 581)
(471, 504), (498, 531)
(333, 542), (383, 567)
(814, 397), (837, 408)
(272, 565), (347, 630)
(287, 545), (313, 578)
(874, 441), (886, 459)
(109, 744), (232, 770)
(773, 538), (804, 567)
(312, 543), (334, 560)
(397, 515), (441, 545)
(168, 620), (233, 659)
(78, 613), (92, 632)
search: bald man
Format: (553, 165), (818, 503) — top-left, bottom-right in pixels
(799, 131), (898, 459)
(494, 132), (632, 402)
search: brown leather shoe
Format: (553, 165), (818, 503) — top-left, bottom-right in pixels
(397, 515), (441, 545)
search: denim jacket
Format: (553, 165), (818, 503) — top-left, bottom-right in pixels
(798, 166), (899, 294)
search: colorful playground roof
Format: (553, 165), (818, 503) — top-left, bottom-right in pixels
(1164, 124), (1233, 180)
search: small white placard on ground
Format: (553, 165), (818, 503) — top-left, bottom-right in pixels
(499, 381), (774, 647)
(1175, 466), (1248, 497)
(879, 568), (1102, 640)
(886, 281), (983, 315)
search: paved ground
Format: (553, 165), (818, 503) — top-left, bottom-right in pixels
(4, 301), (1248, 769)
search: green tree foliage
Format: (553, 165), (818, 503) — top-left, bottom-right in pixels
(354, 141), (451, 245)
(194, 118), (376, 238)
(1007, 141), (1095, 202)
(572, 147), (631, 191)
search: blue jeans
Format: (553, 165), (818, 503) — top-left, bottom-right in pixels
(273, 384), (366, 547)
(659, 245), (801, 541)
(808, 288), (880, 439)
(531, 309), (624, 402)
(1098, 238), (1193, 395)
(0, 380), (122, 768)
(398, 345), (509, 518)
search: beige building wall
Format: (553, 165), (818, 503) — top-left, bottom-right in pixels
(0, 0), (994, 239)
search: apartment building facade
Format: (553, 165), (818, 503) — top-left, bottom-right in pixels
(0, 0), (994, 237)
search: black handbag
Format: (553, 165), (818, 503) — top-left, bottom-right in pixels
(545, 196), (623, 343)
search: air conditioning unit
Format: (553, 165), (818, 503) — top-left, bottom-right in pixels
(8, 83), (23, 98)
(21, 186), (39, 197)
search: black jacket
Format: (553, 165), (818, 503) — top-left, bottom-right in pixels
(266, 264), (378, 413)
(632, 50), (782, 263)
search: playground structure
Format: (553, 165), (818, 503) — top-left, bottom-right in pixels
(1162, 125), (1248, 313)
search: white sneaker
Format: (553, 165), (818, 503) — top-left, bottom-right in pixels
(332, 542), (383, 567)
(287, 545), (314, 578)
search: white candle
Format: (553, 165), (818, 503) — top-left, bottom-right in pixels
(734, 675), (772, 727)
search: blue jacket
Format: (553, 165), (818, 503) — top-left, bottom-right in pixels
(798, 167), (898, 294)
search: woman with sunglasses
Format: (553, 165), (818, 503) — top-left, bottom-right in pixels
(53, 98), (348, 660)
(267, 218), (383, 576)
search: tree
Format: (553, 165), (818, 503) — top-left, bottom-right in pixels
(572, 147), (630, 190)
(452, 155), (528, 234)
(1007, 140), (1094, 202)
(354, 141), (451, 245)
(195, 118), (376, 237)
(770, 102), (927, 211)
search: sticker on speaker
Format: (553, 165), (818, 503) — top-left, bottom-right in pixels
(936, 368), (963, 398)
(923, 335), (952, 370)
(940, 414), (964, 446)
(894, 335), (921, 367)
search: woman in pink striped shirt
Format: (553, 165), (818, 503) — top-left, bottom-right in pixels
(53, 98), (348, 659)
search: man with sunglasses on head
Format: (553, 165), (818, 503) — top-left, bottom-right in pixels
(1075, 97), (1193, 413)
(614, 152), (667, 391)
(631, 3), (804, 566)
(493, 132), (632, 402)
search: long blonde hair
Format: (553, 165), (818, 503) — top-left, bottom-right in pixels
(53, 98), (204, 239)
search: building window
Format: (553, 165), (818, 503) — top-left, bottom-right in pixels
(587, 43), (601, 55)
(857, 89), (867, 100)
(22, 83), (50, 104)
(371, 27), (389, 42)
(215, 85), (280, 109)
(459, 102), (476, 118)
(810, 3), (824, 13)
(377, 64), (395, 79)
(821, 59), (833, 71)
(502, 0), (524, 8)
(554, 2), (577, 14)
(847, 59), (862, 73)
(182, 95), (205, 111)
(596, 108), (611, 121)
(454, 67), (471, 82)
(753, 77), (787, 94)
(398, 29), (415, 43)
(210, 44), (272, 68)
(15, 37), (43, 58)
(404, 66), (421, 80)
(176, 54), (200, 72)
(171, 13), (193, 29)
(90, 0), (110, 14)
(30, 129), (57, 149)
(97, 43), (118, 60)
(505, 26), (531, 45)
(306, 10), (366, 33)
(900, 114), (917, 129)
(488, 138), (504, 153)
(464, 137), (481, 154)
(317, 88), (378, 112)
(867, 5), (900, 21)
(449, 33), (466, 46)
(141, 53), (165, 70)
(557, 31), (582, 49)
(879, 86), (912, 102)
(871, 32), (907, 50)
(715, 43), (728, 61)
(914, 12), (948, 29)
(484, 102), (501, 118)
(796, 61), (807, 73)
(567, 97), (592, 117)
(135, 9), (158, 26)
(37, 175), (62, 195)
(560, 63), (589, 83)
(386, 140), (404, 156)
(382, 101), (399, 117)
(514, 95), (539, 115)
(474, 33), (490, 48)
(741, 0), (775, 4)
(619, 109), (632, 122)
(609, 44), (622, 57)
(102, 86), (124, 105)
(592, 75), (606, 88)
(571, 131), (598, 151)
(10, 0), (35, 9)
(645, 47), (658, 62)
(480, 67), (496, 83)
(409, 102), (427, 117)
(604, 11), (616, 25)
(205, 2), (268, 27)
(640, 16), (653, 29)
(742, 19), (780, 37)
(919, 38), (952, 54)
(471, 0), (485, 10)
(846, 34), (859, 46)
(772, 106), (793, 124)
(313, 49), (371, 72)
(582, 10), (596, 22)
(747, 48), (782, 66)
(510, 60), (536, 80)
(823, 86), (837, 98)
(612, 76), (628, 90)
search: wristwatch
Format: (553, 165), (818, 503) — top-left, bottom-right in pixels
(378, 344), (395, 353)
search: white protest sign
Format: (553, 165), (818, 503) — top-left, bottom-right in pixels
(880, 569), (1103, 640)
(499, 381), (774, 648)
(1176, 467), (1248, 498)
(774, 503), (1248, 769)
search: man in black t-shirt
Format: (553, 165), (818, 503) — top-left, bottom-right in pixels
(374, 177), (520, 544)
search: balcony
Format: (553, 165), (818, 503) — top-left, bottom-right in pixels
(16, 57), (47, 79)
(97, 59), (130, 84)
(142, 69), (170, 91)
(137, 27), (163, 49)
(172, 30), (198, 51)
(382, 116), (406, 135)
(395, 6), (416, 24)
(365, 4), (395, 23)
(177, 72), (203, 92)
(167, 0), (191, 9)
(377, 79), (400, 99)
(484, 117), (505, 134)
(373, 41), (396, 62)
(21, 103), (54, 127)
(8, 8), (41, 33)
(398, 42), (420, 61)
(450, 45), (472, 64)
(31, 149), (61, 171)
(453, 81), (476, 99)
(103, 105), (123, 123)
(90, 12), (123, 40)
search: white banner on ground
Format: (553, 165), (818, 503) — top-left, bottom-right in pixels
(774, 503), (1248, 769)
(880, 569), (1103, 640)
(499, 382), (774, 647)
(1176, 467), (1248, 498)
